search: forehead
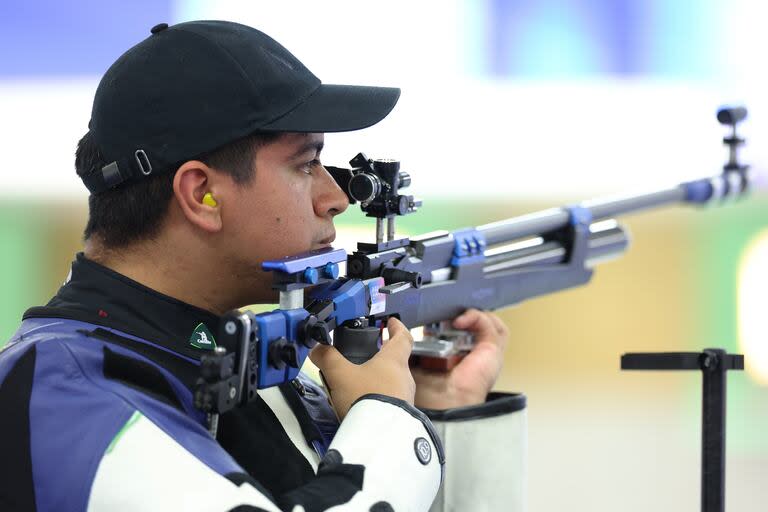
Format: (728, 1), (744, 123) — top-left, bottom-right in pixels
(268, 132), (324, 158)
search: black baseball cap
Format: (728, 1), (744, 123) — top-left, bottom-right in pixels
(82, 20), (400, 195)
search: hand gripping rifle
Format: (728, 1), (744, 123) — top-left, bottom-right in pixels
(195, 107), (752, 435)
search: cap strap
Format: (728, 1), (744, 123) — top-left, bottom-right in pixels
(81, 150), (153, 195)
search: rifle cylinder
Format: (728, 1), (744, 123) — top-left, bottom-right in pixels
(478, 186), (685, 246)
(482, 224), (629, 274)
(478, 208), (569, 246)
(426, 224), (628, 284)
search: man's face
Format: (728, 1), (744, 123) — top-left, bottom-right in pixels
(218, 132), (349, 303)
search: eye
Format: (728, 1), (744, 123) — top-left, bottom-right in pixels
(299, 159), (322, 175)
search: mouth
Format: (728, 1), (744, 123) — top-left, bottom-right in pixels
(315, 232), (336, 248)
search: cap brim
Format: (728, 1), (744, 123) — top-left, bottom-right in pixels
(260, 84), (400, 133)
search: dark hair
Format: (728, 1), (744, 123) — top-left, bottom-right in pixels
(75, 131), (280, 248)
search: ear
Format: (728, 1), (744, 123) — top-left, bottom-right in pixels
(173, 160), (223, 233)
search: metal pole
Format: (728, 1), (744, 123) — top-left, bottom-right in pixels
(621, 350), (742, 512)
(279, 290), (304, 310)
(701, 349), (727, 512)
(376, 218), (385, 244)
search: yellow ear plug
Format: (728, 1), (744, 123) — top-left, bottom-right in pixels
(202, 192), (218, 207)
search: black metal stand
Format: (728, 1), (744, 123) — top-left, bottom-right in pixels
(621, 349), (744, 512)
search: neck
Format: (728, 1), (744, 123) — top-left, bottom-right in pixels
(84, 236), (273, 316)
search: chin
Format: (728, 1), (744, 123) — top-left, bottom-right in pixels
(232, 272), (278, 307)
(236, 290), (278, 309)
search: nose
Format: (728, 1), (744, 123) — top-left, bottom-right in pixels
(314, 165), (350, 218)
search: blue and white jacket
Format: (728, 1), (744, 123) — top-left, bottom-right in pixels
(0, 255), (526, 512)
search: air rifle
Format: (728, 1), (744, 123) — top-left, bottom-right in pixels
(194, 107), (753, 433)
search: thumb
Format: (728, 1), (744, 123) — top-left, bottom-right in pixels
(381, 317), (414, 360)
(309, 344), (345, 371)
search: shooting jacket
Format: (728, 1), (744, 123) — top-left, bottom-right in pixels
(0, 254), (526, 511)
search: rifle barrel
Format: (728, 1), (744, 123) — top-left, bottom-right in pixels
(478, 164), (757, 247)
(477, 185), (686, 246)
(583, 186), (686, 221)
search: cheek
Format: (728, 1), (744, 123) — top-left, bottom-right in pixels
(248, 181), (316, 254)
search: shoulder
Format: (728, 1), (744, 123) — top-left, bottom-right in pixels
(0, 318), (244, 511)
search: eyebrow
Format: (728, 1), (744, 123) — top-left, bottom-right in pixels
(288, 140), (324, 160)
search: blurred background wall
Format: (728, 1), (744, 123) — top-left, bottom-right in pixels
(1, 1), (766, 510)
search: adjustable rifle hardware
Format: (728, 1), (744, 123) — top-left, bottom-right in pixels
(326, 153), (421, 244)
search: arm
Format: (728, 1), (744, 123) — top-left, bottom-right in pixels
(88, 397), (443, 512)
(0, 323), (442, 512)
(89, 318), (442, 512)
(412, 310), (527, 512)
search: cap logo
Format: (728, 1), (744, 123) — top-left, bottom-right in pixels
(189, 323), (217, 350)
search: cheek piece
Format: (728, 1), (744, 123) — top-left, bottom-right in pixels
(202, 192), (218, 207)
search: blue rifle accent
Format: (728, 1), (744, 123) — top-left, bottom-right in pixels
(255, 248), (370, 389)
(309, 279), (370, 324)
(566, 205), (593, 227)
(683, 178), (714, 204)
(256, 308), (310, 388)
(254, 278), (374, 387)
(262, 248), (347, 274)
(450, 228), (487, 266)
(323, 262), (340, 279)
(563, 205), (593, 270)
(303, 267), (319, 285)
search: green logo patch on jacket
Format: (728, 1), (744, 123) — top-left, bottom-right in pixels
(189, 322), (216, 350)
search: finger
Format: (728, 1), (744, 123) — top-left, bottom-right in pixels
(488, 313), (510, 338)
(452, 309), (497, 337)
(382, 317), (414, 359)
(385, 316), (409, 337)
(451, 308), (474, 326)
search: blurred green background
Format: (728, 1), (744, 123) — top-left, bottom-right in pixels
(3, 195), (767, 510)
